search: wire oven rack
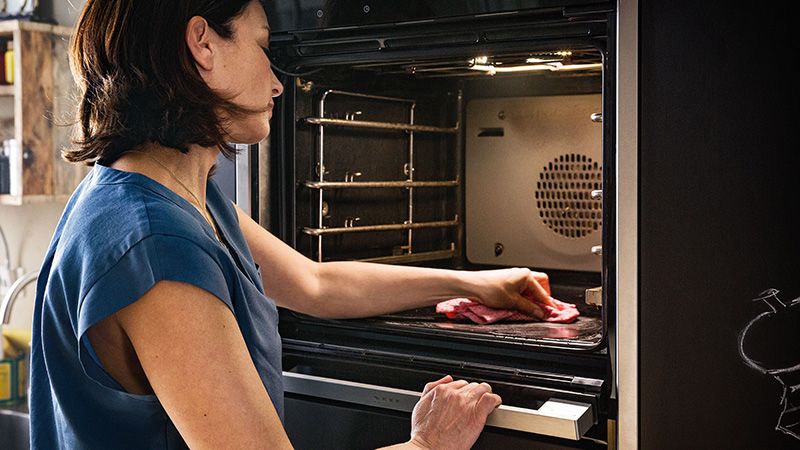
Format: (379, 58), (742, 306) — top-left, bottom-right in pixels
(302, 89), (462, 263)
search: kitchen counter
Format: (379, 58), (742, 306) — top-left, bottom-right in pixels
(1, 400), (29, 415)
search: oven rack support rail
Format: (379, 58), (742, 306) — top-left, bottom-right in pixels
(303, 178), (460, 190)
(304, 117), (459, 134)
(303, 217), (460, 236)
(309, 89), (462, 264)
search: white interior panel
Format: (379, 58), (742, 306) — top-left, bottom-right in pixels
(466, 94), (603, 271)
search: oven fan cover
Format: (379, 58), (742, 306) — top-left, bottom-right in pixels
(536, 153), (603, 240)
(466, 95), (603, 271)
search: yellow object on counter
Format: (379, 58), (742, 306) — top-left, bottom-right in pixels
(2, 335), (17, 358)
(0, 361), (10, 402)
(0, 328), (31, 405)
(4, 328), (32, 354)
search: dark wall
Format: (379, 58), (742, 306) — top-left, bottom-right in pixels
(639, 2), (800, 449)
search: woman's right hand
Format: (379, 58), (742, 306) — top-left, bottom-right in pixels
(407, 375), (502, 450)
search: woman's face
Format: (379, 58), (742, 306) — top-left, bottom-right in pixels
(204, 1), (284, 144)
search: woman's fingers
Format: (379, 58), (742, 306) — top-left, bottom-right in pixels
(476, 392), (503, 415)
(531, 271), (551, 295)
(524, 273), (555, 308)
(458, 382), (493, 401)
(411, 378), (503, 450)
(422, 375), (453, 395)
(515, 294), (545, 319)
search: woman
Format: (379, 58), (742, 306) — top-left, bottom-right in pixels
(29, 1), (555, 448)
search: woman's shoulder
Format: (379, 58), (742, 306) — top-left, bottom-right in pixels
(56, 167), (220, 271)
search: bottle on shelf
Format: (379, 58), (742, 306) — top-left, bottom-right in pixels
(4, 41), (13, 85)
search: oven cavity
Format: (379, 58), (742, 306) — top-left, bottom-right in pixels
(278, 43), (607, 347)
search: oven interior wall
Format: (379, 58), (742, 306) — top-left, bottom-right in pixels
(290, 64), (603, 271)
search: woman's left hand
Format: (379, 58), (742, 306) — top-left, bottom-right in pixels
(468, 268), (556, 318)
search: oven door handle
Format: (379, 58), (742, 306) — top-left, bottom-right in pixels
(283, 372), (595, 441)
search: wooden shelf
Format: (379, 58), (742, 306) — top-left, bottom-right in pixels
(0, 20), (72, 37)
(0, 19), (86, 204)
(0, 193), (70, 205)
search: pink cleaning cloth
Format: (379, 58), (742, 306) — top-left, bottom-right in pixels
(436, 295), (579, 324)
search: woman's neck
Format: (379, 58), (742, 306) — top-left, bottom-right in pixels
(111, 143), (220, 206)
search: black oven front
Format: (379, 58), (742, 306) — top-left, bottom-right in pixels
(248, 1), (617, 447)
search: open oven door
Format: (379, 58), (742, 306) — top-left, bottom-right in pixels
(279, 333), (610, 448)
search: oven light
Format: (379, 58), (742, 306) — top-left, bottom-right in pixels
(526, 57), (551, 63)
(473, 56), (489, 65)
(470, 62), (602, 74)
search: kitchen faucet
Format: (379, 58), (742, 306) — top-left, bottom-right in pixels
(0, 224), (10, 291)
(0, 224), (37, 326)
(1, 270), (37, 325)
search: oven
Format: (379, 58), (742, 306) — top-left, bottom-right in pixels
(238, 1), (619, 447)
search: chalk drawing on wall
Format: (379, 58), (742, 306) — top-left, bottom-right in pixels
(738, 289), (800, 441)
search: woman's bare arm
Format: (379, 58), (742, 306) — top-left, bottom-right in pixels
(236, 205), (551, 319)
(114, 281), (293, 449)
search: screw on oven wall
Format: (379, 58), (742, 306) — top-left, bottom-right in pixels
(497, 111), (506, 120)
(363, 4), (371, 13)
(316, 9), (324, 18)
(494, 243), (504, 257)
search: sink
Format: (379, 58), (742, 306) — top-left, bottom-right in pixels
(0, 410), (30, 450)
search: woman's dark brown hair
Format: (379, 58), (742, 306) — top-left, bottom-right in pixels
(65, 0), (257, 165)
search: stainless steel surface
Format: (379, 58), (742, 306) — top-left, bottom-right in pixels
(465, 94), (603, 271)
(304, 117), (459, 134)
(283, 372), (595, 441)
(256, 138), (271, 229)
(0, 410), (29, 450)
(616, 0), (639, 447)
(302, 218), (459, 237)
(1, 271), (37, 325)
(234, 144), (251, 216)
(303, 179), (460, 189)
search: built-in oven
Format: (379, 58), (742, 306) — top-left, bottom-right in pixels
(240, 1), (618, 447)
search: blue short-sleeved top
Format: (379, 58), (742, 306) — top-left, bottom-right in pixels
(29, 163), (284, 449)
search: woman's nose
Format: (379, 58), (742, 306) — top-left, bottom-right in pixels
(271, 69), (284, 98)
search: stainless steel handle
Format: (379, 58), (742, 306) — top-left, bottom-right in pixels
(283, 372), (594, 441)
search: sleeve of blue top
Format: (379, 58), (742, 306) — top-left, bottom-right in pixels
(75, 233), (234, 391)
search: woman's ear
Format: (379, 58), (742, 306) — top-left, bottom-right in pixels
(186, 16), (214, 72)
